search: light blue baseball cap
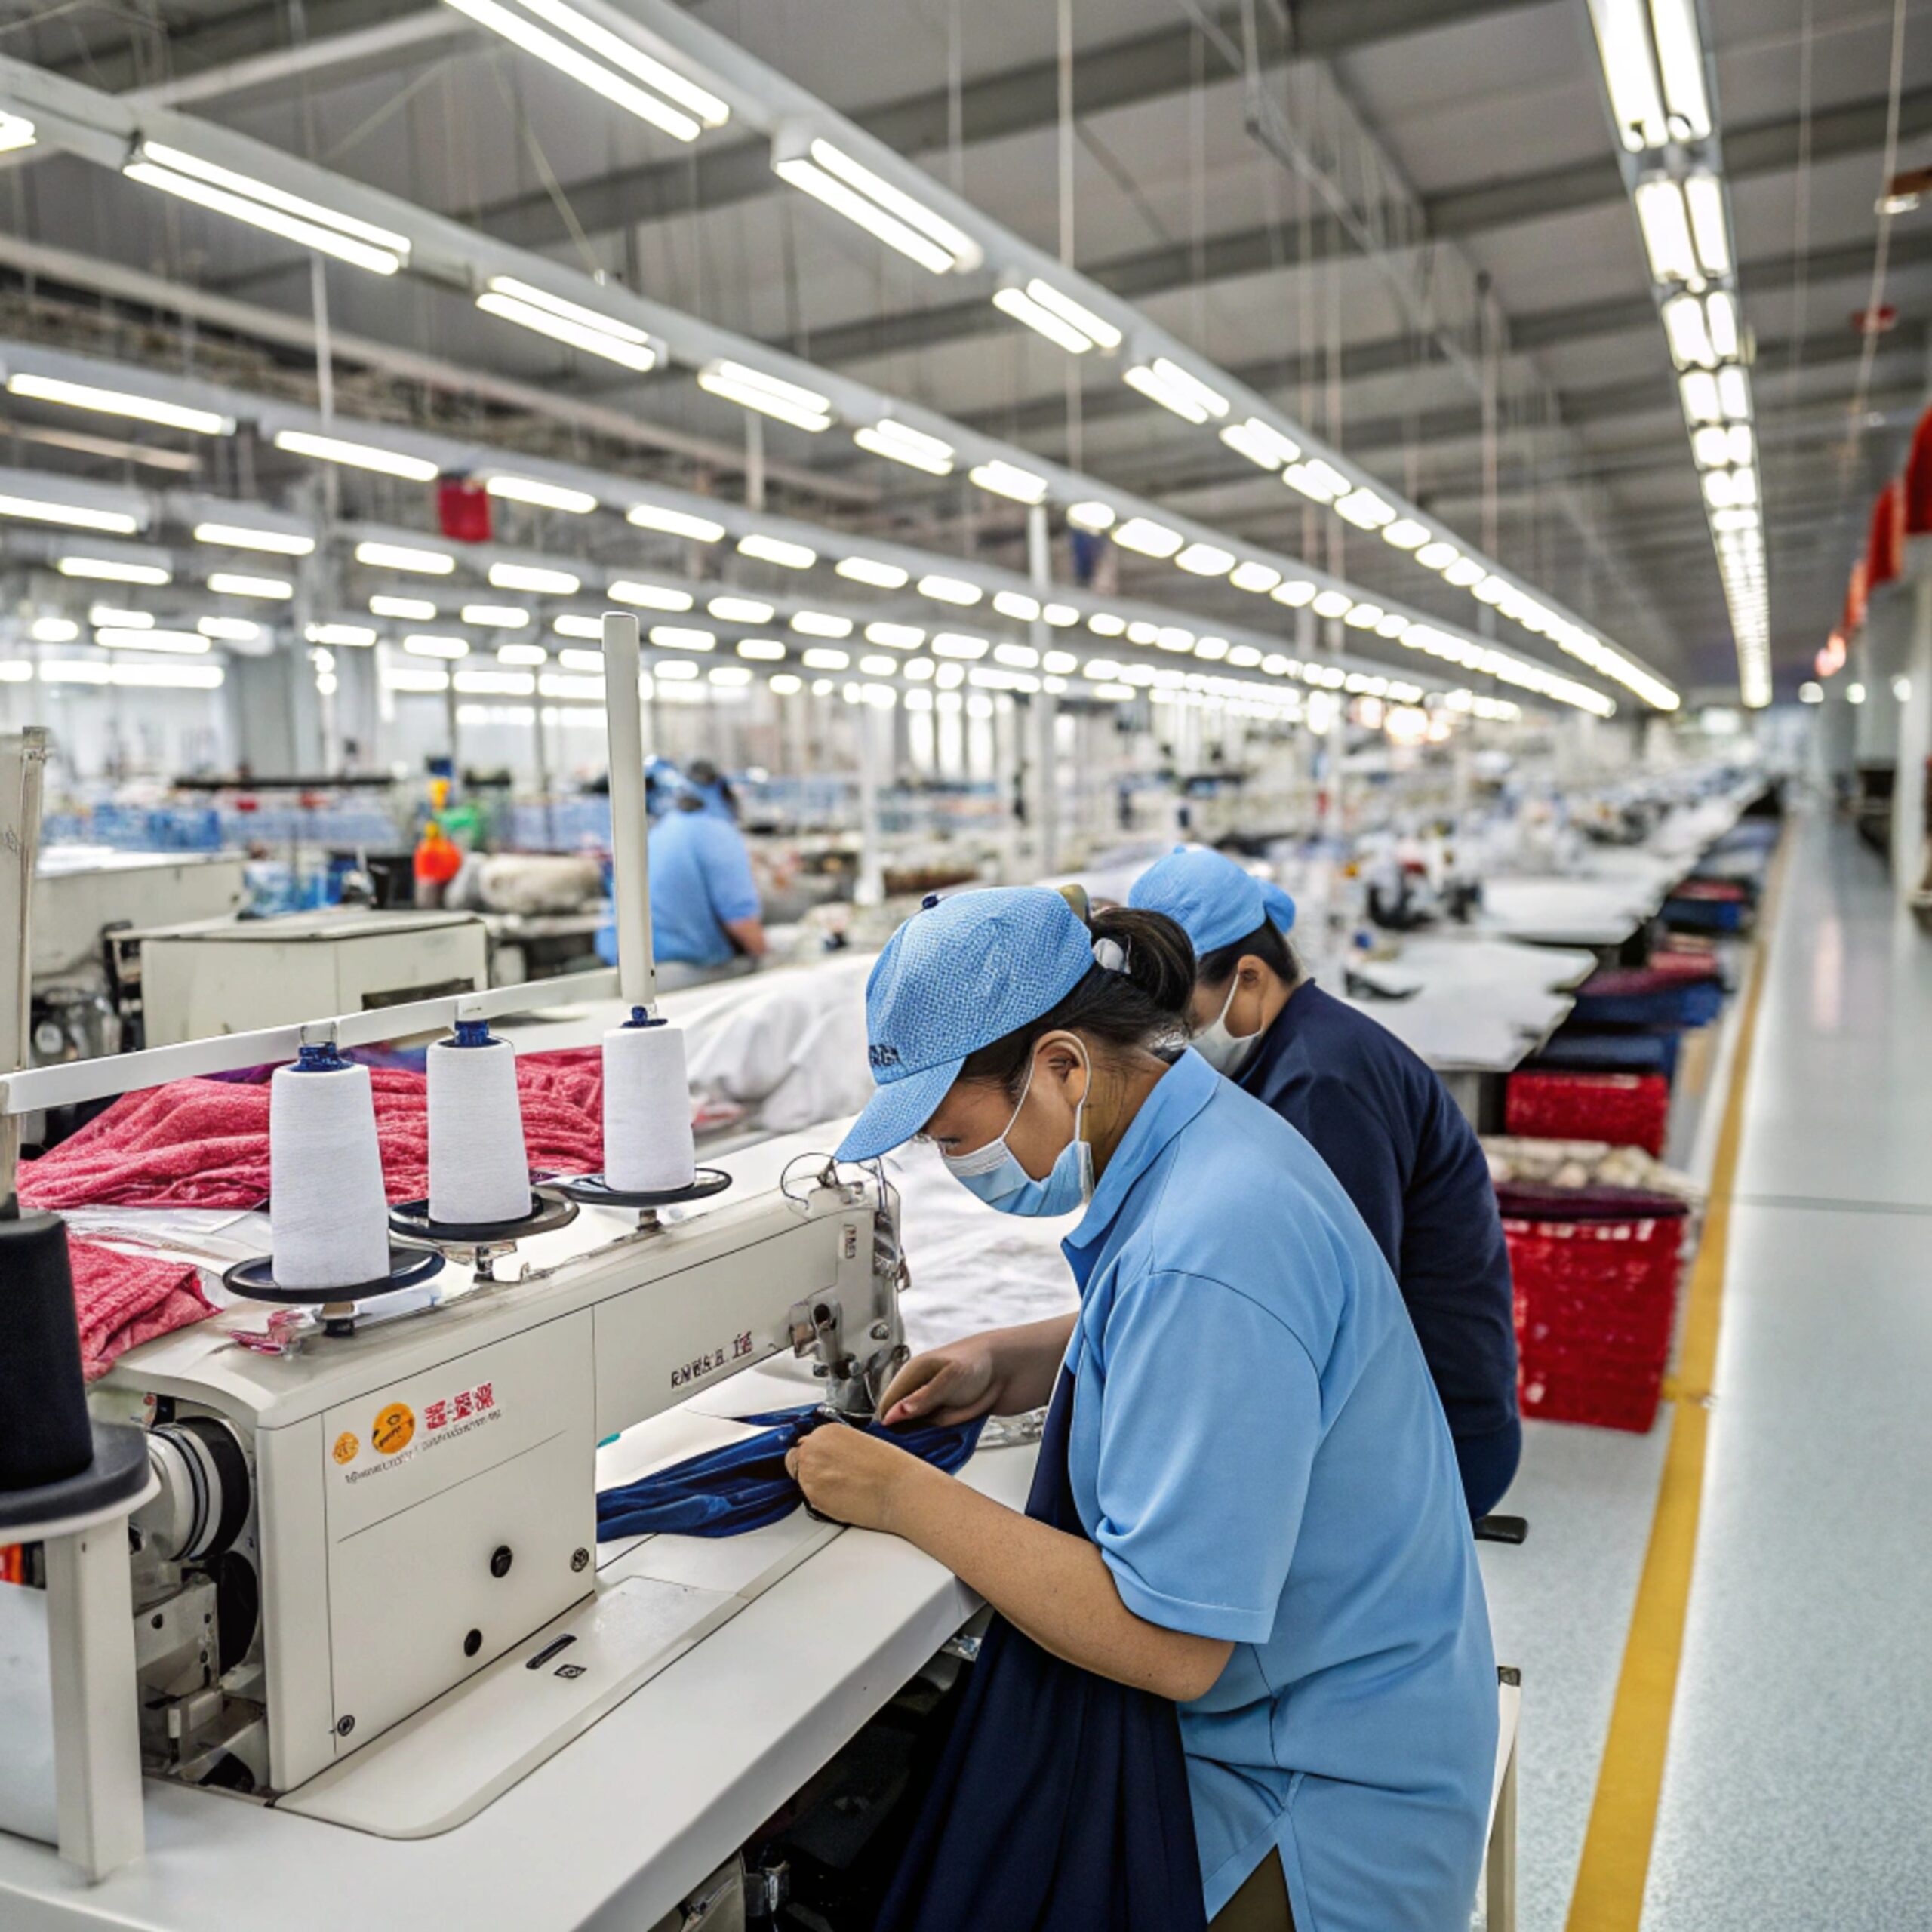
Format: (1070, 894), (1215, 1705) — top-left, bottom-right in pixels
(1128, 846), (1297, 960)
(836, 888), (1099, 1163)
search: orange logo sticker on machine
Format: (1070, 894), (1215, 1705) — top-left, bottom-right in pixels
(371, 1403), (416, 1457)
(331, 1432), (360, 1466)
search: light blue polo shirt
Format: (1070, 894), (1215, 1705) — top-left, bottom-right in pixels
(598, 809), (761, 969)
(1060, 1048), (1497, 1929)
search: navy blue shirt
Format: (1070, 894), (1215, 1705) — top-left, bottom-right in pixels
(1238, 982), (1518, 1440)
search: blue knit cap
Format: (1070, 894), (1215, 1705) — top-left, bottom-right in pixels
(836, 888), (1098, 1163)
(1128, 846), (1297, 958)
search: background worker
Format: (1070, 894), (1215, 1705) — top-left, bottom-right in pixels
(1129, 845), (1520, 1518)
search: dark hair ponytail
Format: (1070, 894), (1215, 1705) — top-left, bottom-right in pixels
(956, 904), (1198, 1100)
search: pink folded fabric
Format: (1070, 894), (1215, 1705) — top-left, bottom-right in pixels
(69, 1240), (214, 1382)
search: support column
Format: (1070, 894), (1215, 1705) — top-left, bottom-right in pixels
(1893, 575), (1932, 897)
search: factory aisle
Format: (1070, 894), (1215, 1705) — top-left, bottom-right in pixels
(1638, 811), (1932, 1928)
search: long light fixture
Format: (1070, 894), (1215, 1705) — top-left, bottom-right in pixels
(772, 129), (981, 276)
(490, 561), (580, 595)
(1112, 517), (1186, 560)
(1123, 358), (1230, 425)
(474, 275), (659, 371)
(485, 474), (597, 514)
(838, 555), (910, 589)
(992, 278), (1121, 355)
(272, 428), (439, 481)
(197, 519), (315, 556)
(441, 0), (728, 142)
(0, 112), (35, 156)
(57, 555), (170, 585)
(355, 539), (454, 574)
(1586, 0), (1708, 150)
(969, 459), (1050, 506)
(738, 533), (816, 570)
(0, 491), (140, 534)
(371, 593), (438, 620)
(1220, 417), (1301, 472)
(94, 626), (209, 654)
(697, 361), (832, 433)
(5, 371), (232, 437)
(207, 571), (291, 599)
(627, 502), (725, 543)
(854, 419), (955, 475)
(198, 614), (260, 642)
(123, 142), (411, 275)
(608, 579), (693, 611)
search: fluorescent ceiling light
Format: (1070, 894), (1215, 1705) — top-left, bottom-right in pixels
(1271, 580), (1317, 607)
(628, 503), (724, 542)
(1126, 621), (1159, 646)
(654, 659), (699, 681)
(791, 611), (854, 638)
(1649, 0), (1712, 141)
(1192, 637), (1230, 661)
(475, 275), (658, 371)
(1176, 543), (1235, 577)
(1220, 417), (1301, 471)
(198, 614), (260, 641)
(853, 419), (954, 475)
(969, 459), (1050, 506)
(1336, 488), (1397, 531)
(1444, 557), (1489, 589)
(57, 555), (169, 585)
(454, 669), (537, 697)
(995, 643), (1039, 669)
(371, 594), (438, 620)
(5, 371), (232, 437)
(801, 647), (851, 672)
(994, 591), (1040, 621)
(1705, 289), (1740, 361)
(709, 664), (753, 688)
(95, 626), (209, 654)
(649, 625), (714, 652)
(29, 617), (79, 642)
(1111, 517), (1185, 559)
(0, 112), (35, 157)
(1716, 367), (1750, 419)
(497, 642), (549, 665)
(405, 633), (469, 659)
(1344, 603), (1383, 629)
(1684, 175), (1730, 275)
(1156, 626), (1193, 652)
(739, 533), (817, 570)
(1066, 501), (1117, 532)
(553, 618), (604, 642)
(89, 605), (152, 629)
(854, 655), (897, 678)
(1377, 611), (1411, 638)
(1043, 602), (1078, 627)
(1122, 358), (1230, 424)
(125, 140), (410, 275)
(1282, 458), (1350, 503)
(1679, 371), (1721, 423)
(709, 595), (774, 623)
(1382, 519), (1431, 550)
(772, 133), (981, 275)
(441, 0), (727, 142)
(1087, 612), (1127, 635)
(462, 603), (531, 628)
(207, 571), (291, 598)
(931, 633), (988, 660)
(491, 561), (580, 595)
(737, 638), (787, 661)
(0, 492), (140, 534)
(1662, 293), (1714, 368)
(272, 428), (439, 481)
(485, 474), (597, 514)
(917, 574), (981, 606)
(698, 361), (832, 433)
(307, 622), (377, 646)
(837, 555), (911, 589)
(866, 622), (924, 649)
(1312, 590), (1352, 619)
(991, 278), (1121, 354)
(1587, 0), (1668, 150)
(355, 539), (452, 573)
(1634, 177), (1698, 285)
(195, 519), (312, 556)
(1691, 424), (1731, 469)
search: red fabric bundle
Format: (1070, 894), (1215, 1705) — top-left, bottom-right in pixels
(21, 1048), (609, 1213)
(69, 1240), (214, 1383)
(1505, 1071), (1671, 1157)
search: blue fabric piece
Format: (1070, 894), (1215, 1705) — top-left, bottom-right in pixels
(595, 808), (761, 970)
(1238, 983), (1518, 1454)
(1129, 845), (1297, 957)
(1531, 1030), (1679, 1078)
(875, 1371), (1208, 1932)
(1060, 1048), (1497, 1928)
(837, 886), (1100, 1163)
(595, 1406), (984, 1541)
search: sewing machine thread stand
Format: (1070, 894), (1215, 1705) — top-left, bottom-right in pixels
(386, 1186), (581, 1285)
(552, 1165), (734, 1232)
(221, 1245), (446, 1337)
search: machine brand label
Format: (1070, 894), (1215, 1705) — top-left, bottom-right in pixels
(372, 1402), (416, 1457)
(670, 1333), (755, 1389)
(331, 1380), (506, 1485)
(332, 1432), (360, 1466)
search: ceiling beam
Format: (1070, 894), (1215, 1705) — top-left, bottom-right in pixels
(786, 83), (1932, 368)
(466, 0), (1549, 253)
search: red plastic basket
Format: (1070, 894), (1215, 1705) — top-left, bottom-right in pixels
(1505, 1070), (1671, 1155)
(1505, 1211), (1688, 1432)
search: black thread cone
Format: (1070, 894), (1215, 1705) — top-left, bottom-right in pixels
(0, 1211), (95, 1494)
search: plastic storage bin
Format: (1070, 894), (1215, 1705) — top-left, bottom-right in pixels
(1505, 1069), (1672, 1155)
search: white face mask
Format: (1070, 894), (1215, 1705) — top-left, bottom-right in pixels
(940, 1045), (1095, 1217)
(1192, 975), (1262, 1078)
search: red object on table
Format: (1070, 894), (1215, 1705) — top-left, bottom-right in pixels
(68, 1240), (213, 1382)
(1503, 1197), (1690, 1433)
(1505, 1070), (1672, 1155)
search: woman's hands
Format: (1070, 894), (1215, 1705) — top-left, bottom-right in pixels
(878, 1313), (1078, 1426)
(786, 1424), (935, 1534)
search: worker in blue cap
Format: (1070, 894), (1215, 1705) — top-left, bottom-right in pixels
(1128, 846), (1519, 1519)
(597, 769), (766, 987)
(788, 885), (1495, 1932)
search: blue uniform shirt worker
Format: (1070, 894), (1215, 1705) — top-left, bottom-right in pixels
(790, 886), (1497, 1930)
(1129, 845), (1520, 1517)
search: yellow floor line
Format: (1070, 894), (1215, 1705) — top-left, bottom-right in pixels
(1564, 830), (1790, 1932)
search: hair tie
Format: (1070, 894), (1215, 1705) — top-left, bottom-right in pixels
(1092, 936), (1128, 974)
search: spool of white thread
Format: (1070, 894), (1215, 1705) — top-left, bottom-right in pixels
(269, 1052), (392, 1290)
(427, 1032), (532, 1226)
(602, 1014), (697, 1194)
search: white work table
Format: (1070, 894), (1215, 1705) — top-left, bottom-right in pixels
(0, 1121), (1052, 1931)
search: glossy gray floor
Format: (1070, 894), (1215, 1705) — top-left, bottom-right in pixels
(1644, 812), (1932, 1928)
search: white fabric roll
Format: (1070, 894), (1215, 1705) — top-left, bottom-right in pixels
(602, 1020), (697, 1193)
(269, 1060), (391, 1290)
(427, 1037), (532, 1226)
